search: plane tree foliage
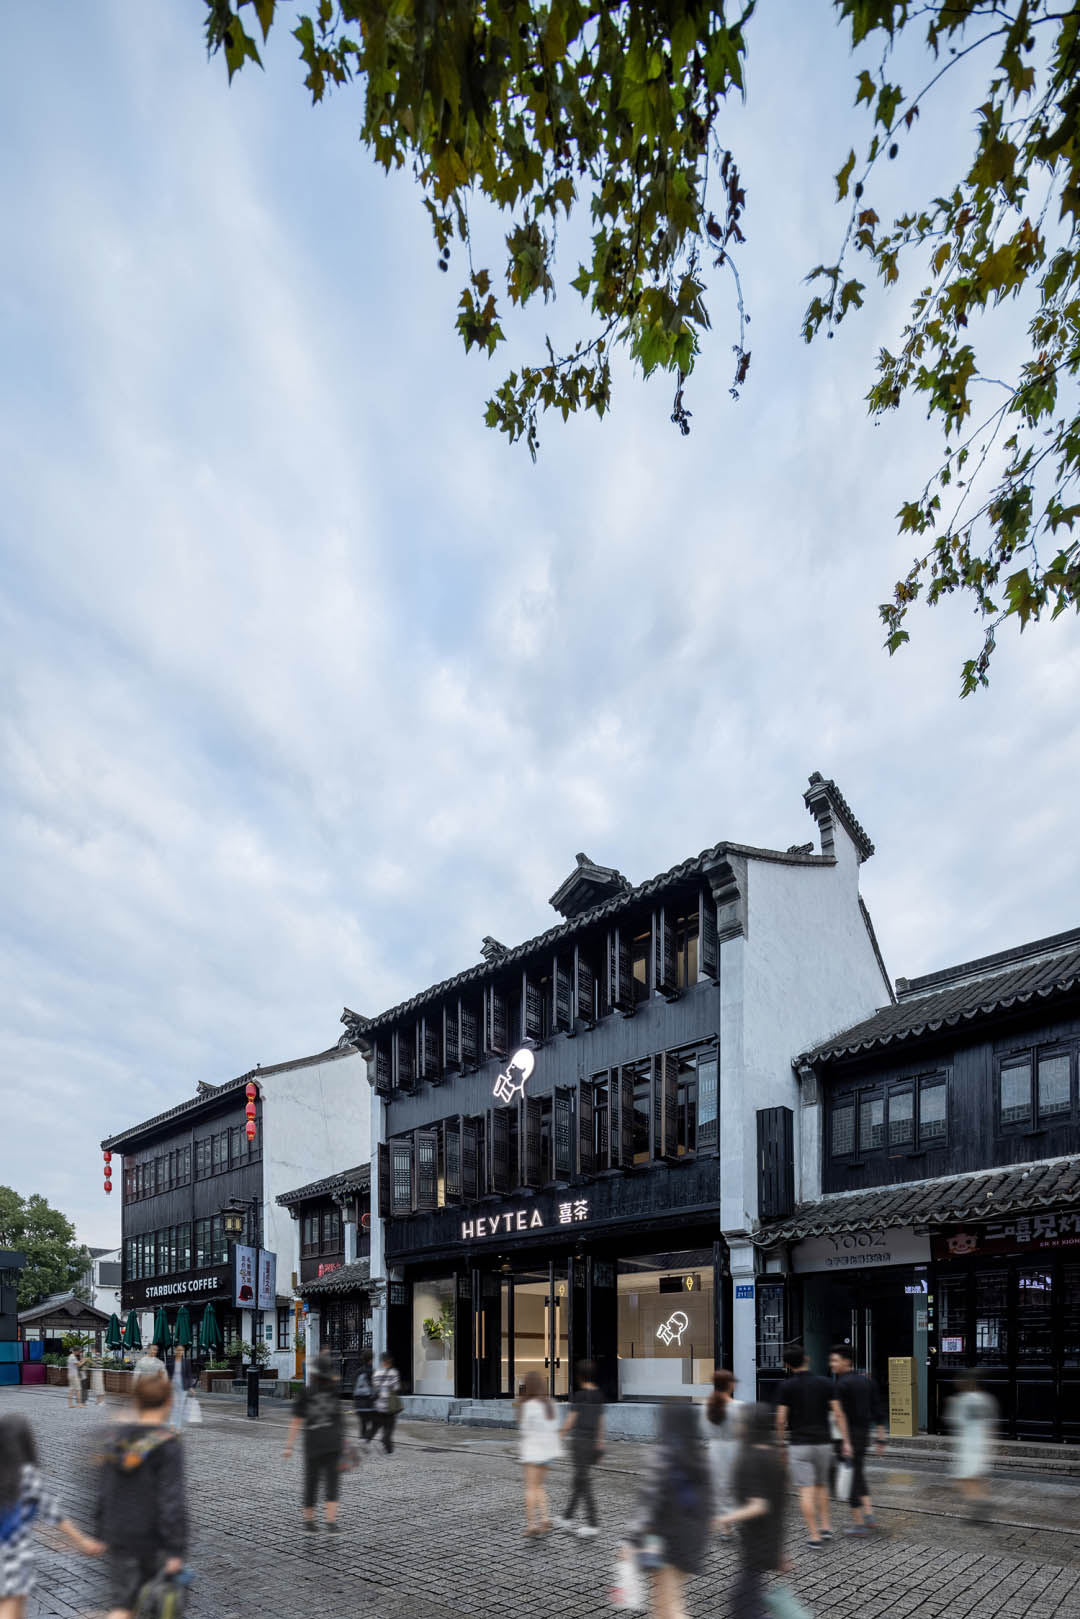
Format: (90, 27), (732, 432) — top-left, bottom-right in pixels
(204, 0), (1080, 691)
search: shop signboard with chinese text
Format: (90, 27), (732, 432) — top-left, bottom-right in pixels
(791, 1226), (930, 1274)
(933, 1210), (1080, 1260)
(460, 1195), (591, 1243)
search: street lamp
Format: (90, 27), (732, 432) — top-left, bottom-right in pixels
(221, 1195), (261, 1419)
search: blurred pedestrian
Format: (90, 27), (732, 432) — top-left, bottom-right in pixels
(169, 1347), (195, 1431)
(944, 1375), (997, 1519)
(133, 1345), (161, 1383)
(372, 1352), (402, 1455)
(93, 1371), (188, 1619)
(557, 1360), (604, 1538)
(776, 1347), (849, 1548)
(353, 1352), (376, 1444)
(90, 1353), (106, 1407)
(626, 1402), (712, 1619)
(517, 1370), (562, 1537)
(66, 1349), (82, 1410)
(0, 1412), (104, 1616)
(717, 1403), (789, 1618)
(282, 1352), (344, 1533)
(703, 1369), (742, 1532)
(828, 1345), (885, 1534)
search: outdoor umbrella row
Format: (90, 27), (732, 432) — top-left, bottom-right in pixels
(114, 1304), (222, 1357)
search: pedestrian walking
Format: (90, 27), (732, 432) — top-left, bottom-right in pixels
(828, 1345), (885, 1534)
(133, 1345), (162, 1383)
(944, 1375), (998, 1519)
(775, 1347), (850, 1549)
(371, 1352), (402, 1454)
(517, 1370), (562, 1538)
(282, 1352), (344, 1533)
(624, 1402), (712, 1619)
(66, 1349), (82, 1410)
(702, 1369), (743, 1532)
(90, 1353), (106, 1407)
(169, 1347), (195, 1432)
(556, 1360), (604, 1538)
(93, 1371), (189, 1619)
(716, 1403), (789, 1619)
(0, 1413), (104, 1617)
(352, 1352), (376, 1444)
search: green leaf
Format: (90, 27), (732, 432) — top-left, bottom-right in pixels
(836, 150), (856, 201)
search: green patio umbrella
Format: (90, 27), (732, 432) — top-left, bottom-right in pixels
(122, 1310), (142, 1352)
(174, 1304), (193, 1349)
(151, 1308), (172, 1351)
(105, 1313), (123, 1350)
(198, 1302), (222, 1356)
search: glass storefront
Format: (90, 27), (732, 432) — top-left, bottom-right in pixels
(413, 1277), (456, 1396)
(617, 1250), (715, 1399)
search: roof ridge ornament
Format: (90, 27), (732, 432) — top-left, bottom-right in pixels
(549, 853), (632, 919)
(804, 772), (875, 864)
(481, 936), (509, 963)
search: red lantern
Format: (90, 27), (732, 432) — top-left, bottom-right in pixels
(103, 1151), (112, 1164)
(246, 1081), (258, 1100)
(245, 1101), (256, 1120)
(104, 1168), (112, 1182)
(104, 1182), (112, 1194)
(245, 1120), (257, 1141)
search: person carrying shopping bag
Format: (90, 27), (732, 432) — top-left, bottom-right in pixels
(517, 1371), (563, 1537)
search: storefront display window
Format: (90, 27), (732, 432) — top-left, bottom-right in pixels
(413, 1277), (456, 1396)
(617, 1251), (714, 1399)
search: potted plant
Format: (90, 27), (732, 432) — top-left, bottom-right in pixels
(422, 1301), (455, 1359)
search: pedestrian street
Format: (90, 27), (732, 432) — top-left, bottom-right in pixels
(11, 1387), (1080, 1619)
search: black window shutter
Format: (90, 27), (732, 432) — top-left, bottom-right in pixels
(485, 987), (508, 1057)
(660, 1052), (679, 1159)
(444, 1120), (462, 1202)
(553, 956), (573, 1033)
(553, 1088), (574, 1178)
(374, 1041), (393, 1095)
(619, 1068), (635, 1166)
(443, 1004), (460, 1070)
(653, 908), (679, 999)
(522, 1096), (543, 1187)
(415, 1130), (438, 1212)
(462, 1118), (478, 1201)
(395, 1027), (416, 1092)
(607, 1067), (622, 1169)
(699, 889), (719, 981)
(490, 1107), (511, 1193)
(697, 1054), (719, 1154)
(390, 1139), (413, 1216)
(608, 927), (634, 1012)
(594, 1074), (610, 1165)
(574, 946), (596, 1025)
(421, 1017), (441, 1083)
(522, 972), (544, 1042)
(578, 1079), (595, 1175)
(757, 1107), (794, 1218)
(460, 1002), (479, 1068)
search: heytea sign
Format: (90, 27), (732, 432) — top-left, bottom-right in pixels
(461, 1198), (590, 1242)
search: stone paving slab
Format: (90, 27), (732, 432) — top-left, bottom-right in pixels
(5, 1387), (1079, 1619)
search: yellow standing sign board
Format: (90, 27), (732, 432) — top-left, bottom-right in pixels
(888, 1356), (917, 1436)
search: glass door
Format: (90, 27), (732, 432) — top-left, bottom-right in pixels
(511, 1263), (570, 1399)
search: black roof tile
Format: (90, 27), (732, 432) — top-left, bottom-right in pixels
(276, 1165), (370, 1208)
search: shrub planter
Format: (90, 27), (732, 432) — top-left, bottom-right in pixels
(201, 1372), (236, 1394)
(104, 1370), (134, 1395)
(45, 1366), (66, 1387)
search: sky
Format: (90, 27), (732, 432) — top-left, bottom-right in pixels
(1, 3), (1077, 1249)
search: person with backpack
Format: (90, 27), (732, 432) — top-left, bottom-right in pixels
(556, 1360), (604, 1538)
(371, 1352), (402, 1455)
(352, 1352), (376, 1445)
(716, 1403), (789, 1619)
(93, 1371), (189, 1619)
(828, 1345), (886, 1534)
(775, 1346), (850, 1548)
(0, 1413), (103, 1616)
(282, 1352), (345, 1532)
(624, 1402), (713, 1619)
(516, 1370), (562, 1538)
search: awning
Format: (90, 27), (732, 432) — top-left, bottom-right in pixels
(297, 1259), (371, 1298)
(755, 1155), (1080, 1246)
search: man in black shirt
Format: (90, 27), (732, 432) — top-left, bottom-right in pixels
(717, 1402), (788, 1618)
(829, 1345), (886, 1533)
(775, 1348), (849, 1548)
(557, 1361), (605, 1537)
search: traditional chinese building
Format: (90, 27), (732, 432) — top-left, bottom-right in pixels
(756, 925), (1080, 1441)
(343, 774), (890, 1421)
(276, 1165), (372, 1387)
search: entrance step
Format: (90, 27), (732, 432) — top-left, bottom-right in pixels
(447, 1402), (516, 1429)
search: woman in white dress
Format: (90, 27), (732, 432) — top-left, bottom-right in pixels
(89, 1354), (105, 1407)
(65, 1351), (81, 1411)
(944, 1376), (998, 1517)
(702, 1370), (742, 1532)
(517, 1371), (563, 1537)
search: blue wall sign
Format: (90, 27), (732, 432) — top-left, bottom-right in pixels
(735, 1284), (754, 1300)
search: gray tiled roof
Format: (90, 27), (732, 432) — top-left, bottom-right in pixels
(276, 1165), (371, 1208)
(297, 1259), (370, 1297)
(755, 1156), (1080, 1245)
(801, 927), (1080, 1065)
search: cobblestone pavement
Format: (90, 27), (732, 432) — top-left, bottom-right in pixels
(8, 1386), (1080, 1619)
